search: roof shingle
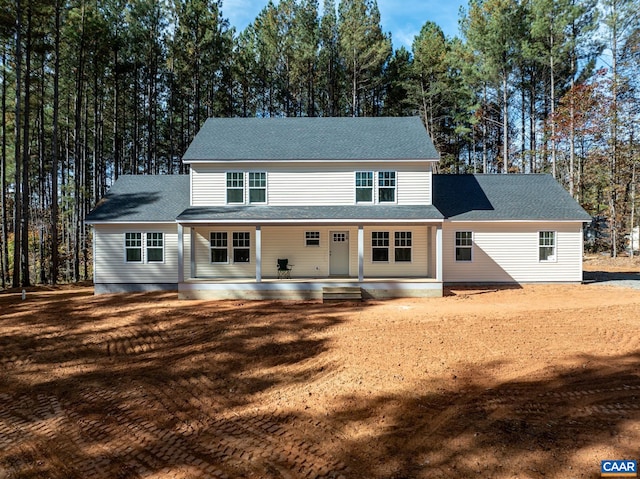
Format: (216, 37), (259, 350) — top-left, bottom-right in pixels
(182, 117), (440, 162)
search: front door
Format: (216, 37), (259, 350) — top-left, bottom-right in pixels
(330, 231), (350, 276)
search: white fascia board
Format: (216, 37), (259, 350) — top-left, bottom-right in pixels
(86, 221), (177, 226)
(182, 158), (439, 165)
(444, 219), (587, 223)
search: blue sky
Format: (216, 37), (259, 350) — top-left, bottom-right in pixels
(222, 0), (469, 50)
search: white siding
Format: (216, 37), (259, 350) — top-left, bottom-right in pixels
(190, 162), (432, 206)
(442, 222), (584, 283)
(363, 226), (430, 277)
(190, 227), (256, 278)
(94, 224), (179, 284)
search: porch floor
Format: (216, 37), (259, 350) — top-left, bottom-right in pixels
(179, 277), (443, 300)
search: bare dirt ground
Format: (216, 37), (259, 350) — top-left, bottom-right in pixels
(1, 257), (639, 479)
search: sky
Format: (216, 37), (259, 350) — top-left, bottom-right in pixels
(222, 0), (469, 50)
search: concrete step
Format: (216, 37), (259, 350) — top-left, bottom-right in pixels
(322, 286), (362, 302)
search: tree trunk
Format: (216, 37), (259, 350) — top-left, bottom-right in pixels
(51, 0), (60, 284)
(1, 42), (8, 288)
(12, 0), (23, 288)
(20, 0), (32, 287)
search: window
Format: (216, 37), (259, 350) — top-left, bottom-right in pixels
(372, 232), (389, 262)
(355, 171), (373, 203)
(249, 172), (266, 203)
(146, 233), (164, 262)
(378, 171), (396, 202)
(455, 231), (473, 262)
(539, 231), (556, 261)
(305, 231), (320, 246)
(125, 233), (142, 262)
(395, 232), (412, 262)
(233, 232), (251, 263)
(210, 232), (228, 263)
(226, 172), (244, 203)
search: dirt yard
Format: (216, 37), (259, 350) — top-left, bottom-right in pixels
(1, 257), (639, 479)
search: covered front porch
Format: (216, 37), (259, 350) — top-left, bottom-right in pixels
(175, 206), (444, 300)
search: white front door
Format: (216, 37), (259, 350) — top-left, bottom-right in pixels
(330, 231), (350, 276)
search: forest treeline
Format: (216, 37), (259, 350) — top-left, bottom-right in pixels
(0, 0), (639, 288)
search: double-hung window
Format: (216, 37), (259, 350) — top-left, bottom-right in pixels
(455, 231), (473, 262)
(233, 232), (251, 263)
(226, 172), (244, 203)
(249, 172), (266, 203)
(355, 171), (373, 203)
(146, 233), (164, 262)
(372, 232), (389, 262)
(210, 232), (228, 263)
(539, 231), (556, 261)
(125, 233), (142, 263)
(395, 232), (412, 262)
(305, 231), (320, 246)
(378, 171), (396, 203)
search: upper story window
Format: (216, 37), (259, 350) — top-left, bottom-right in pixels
(227, 172), (267, 204)
(226, 172), (244, 203)
(378, 171), (396, 203)
(355, 171), (373, 203)
(249, 172), (266, 203)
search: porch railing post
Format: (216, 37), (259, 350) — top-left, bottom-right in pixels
(256, 226), (262, 283)
(358, 225), (364, 282)
(178, 223), (184, 283)
(436, 224), (443, 282)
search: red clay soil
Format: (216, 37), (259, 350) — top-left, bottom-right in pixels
(0, 257), (639, 479)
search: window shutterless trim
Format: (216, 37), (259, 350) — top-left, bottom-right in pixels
(305, 231), (320, 247)
(210, 231), (229, 264)
(248, 171), (267, 204)
(226, 171), (244, 204)
(125, 232), (143, 263)
(455, 231), (473, 262)
(538, 230), (557, 262)
(355, 171), (374, 203)
(146, 232), (165, 263)
(371, 231), (390, 262)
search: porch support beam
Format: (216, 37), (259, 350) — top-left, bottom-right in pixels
(436, 224), (443, 282)
(255, 226), (262, 282)
(190, 227), (196, 279)
(358, 225), (364, 282)
(178, 223), (184, 283)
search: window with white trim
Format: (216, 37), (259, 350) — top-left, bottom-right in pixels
(355, 171), (373, 203)
(249, 172), (266, 203)
(125, 232), (142, 263)
(378, 171), (396, 202)
(210, 232), (228, 263)
(146, 232), (164, 262)
(226, 172), (244, 203)
(305, 231), (320, 246)
(233, 232), (251, 263)
(372, 231), (389, 262)
(455, 231), (472, 262)
(394, 231), (412, 262)
(539, 231), (556, 261)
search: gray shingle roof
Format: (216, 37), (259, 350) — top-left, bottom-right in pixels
(433, 174), (592, 221)
(177, 205), (443, 222)
(85, 175), (190, 223)
(182, 117), (440, 162)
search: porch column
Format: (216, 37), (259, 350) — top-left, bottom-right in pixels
(255, 226), (262, 283)
(358, 225), (364, 282)
(436, 224), (443, 282)
(190, 227), (196, 279)
(178, 223), (184, 283)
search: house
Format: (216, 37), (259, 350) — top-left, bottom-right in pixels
(85, 117), (591, 299)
